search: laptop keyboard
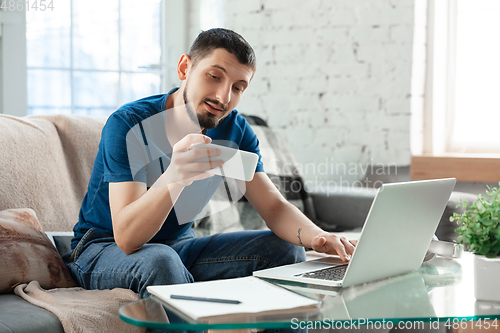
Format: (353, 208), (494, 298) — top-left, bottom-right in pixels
(295, 264), (348, 281)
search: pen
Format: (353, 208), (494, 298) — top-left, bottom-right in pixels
(170, 294), (241, 304)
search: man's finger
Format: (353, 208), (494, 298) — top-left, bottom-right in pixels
(180, 171), (215, 183)
(340, 237), (355, 251)
(190, 147), (221, 159)
(174, 134), (212, 151)
(330, 237), (350, 262)
(340, 237), (356, 257)
(313, 236), (327, 248)
(188, 160), (224, 172)
(336, 246), (350, 262)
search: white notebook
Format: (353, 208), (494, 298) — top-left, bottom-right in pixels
(147, 276), (320, 322)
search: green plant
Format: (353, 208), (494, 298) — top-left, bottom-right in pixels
(451, 183), (500, 258)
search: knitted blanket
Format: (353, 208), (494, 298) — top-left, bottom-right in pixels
(14, 281), (145, 333)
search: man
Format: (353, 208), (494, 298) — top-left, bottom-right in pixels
(65, 28), (355, 300)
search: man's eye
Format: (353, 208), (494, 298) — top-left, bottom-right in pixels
(233, 86), (241, 92)
(209, 74), (219, 80)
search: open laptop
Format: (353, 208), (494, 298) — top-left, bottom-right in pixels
(253, 178), (456, 288)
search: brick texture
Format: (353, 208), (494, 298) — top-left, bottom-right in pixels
(190, 0), (414, 184)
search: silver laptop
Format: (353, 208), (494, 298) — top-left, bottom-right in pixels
(253, 178), (456, 288)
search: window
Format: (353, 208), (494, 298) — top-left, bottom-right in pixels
(449, 0), (500, 153)
(410, 0), (500, 183)
(422, 0), (500, 155)
(26, 0), (162, 116)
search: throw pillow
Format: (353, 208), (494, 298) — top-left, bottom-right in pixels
(0, 208), (76, 294)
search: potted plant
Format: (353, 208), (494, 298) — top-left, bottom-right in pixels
(450, 183), (500, 301)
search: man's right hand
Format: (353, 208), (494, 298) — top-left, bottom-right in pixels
(163, 134), (224, 187)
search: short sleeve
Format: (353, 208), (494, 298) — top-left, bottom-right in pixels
(101, 112), (148, 184)
(238, 118), (265, 173)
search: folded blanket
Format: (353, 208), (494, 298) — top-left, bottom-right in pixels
(14, 281), (146, 333)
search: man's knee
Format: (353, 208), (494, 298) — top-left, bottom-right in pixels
(280, 239), (306, 265)
(131, 244), (193, 295)
(263, 232), (306, 267)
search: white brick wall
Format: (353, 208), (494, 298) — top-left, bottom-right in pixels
(189, 0), (415, 184)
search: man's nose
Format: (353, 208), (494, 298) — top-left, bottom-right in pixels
(215, 83), (231, 106)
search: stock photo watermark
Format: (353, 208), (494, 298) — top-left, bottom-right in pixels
(291, 317), (499, 331)
(270, 159), (400, 195)
(1, 0), (54, 11)
(286, 159), (398, 180)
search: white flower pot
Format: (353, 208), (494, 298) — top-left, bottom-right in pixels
(474, 254), (500, 301)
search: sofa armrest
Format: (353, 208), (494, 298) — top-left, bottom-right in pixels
(308, 186), (378, 232)
(309, 186), (478, 242)
(46, 232), (74, 256)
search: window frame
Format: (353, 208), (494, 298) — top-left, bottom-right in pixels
(411, 0), (500, 182)
(0, 9), (27, 116)
(0, 0), (188, 117)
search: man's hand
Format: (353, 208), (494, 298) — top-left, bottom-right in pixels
(163, 134), (224, 187)
(311, 233), (357, 262)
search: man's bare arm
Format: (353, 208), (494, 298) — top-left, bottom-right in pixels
(244, 172), (356, 262)
(109, 179), (183, 255)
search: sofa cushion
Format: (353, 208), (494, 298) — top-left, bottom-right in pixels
(0, 294), (64, 333)
(0, 208), (76, 294)
(0, 114), (104, 232)
(193, 115), (317, 236)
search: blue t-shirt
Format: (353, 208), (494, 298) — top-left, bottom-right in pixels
(71, 88), (264, 249)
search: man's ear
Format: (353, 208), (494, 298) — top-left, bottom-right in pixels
(177, 54), (191, 81)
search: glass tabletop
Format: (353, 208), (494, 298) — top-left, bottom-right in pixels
(119, 251), (500, 330)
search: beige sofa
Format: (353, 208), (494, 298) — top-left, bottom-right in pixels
(0, 114), (105, 333)
(0, 114), (104, 233)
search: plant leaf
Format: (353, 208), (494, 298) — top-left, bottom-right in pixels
(453, 184), (500, 257)
(486, 252), (497, 259)
(480, 245), (491, 256)
(482, 219), (494, 226)
(492, 242), (500, 257)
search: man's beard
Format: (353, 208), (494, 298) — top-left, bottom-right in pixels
(183, 84), (226, 130)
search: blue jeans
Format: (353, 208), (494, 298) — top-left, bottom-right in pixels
(66, 228), (305, 297)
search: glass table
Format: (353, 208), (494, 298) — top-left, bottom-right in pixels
(119, 251), (500, 331)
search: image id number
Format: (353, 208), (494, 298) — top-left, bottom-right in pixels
(445, 318), (499, 330)
(1, 0), (54, 11)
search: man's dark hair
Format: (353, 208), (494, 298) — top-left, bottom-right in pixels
(188, 28), (256, 71)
